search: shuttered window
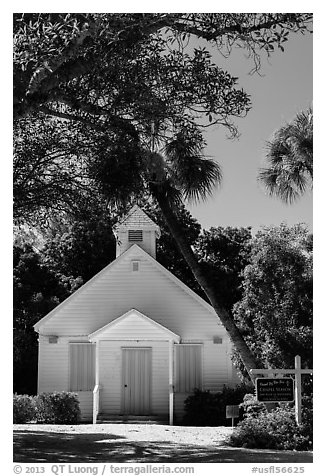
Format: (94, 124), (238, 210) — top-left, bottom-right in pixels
(175, 344), (202, 393)
(69, 343), (95, 391)
(128, 230), (143, 242)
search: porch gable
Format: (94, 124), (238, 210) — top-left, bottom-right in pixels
(88, 308), (180, 342)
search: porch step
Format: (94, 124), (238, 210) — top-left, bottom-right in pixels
(96, 414), (168, 425)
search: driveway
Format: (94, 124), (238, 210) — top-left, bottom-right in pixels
(13, 424), (313, 463)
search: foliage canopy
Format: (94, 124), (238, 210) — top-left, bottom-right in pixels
(13, 13), (312, 224)
(233, 223), (312, 369)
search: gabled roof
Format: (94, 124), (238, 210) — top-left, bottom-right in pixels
(33, 246), (132, 332)
(88, 308), (180, 342)
(114, 205), (161, 237)
(34, 244), (221, 333)
(134, 245), (219, 318)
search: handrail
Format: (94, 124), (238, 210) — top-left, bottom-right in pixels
(93, 384), (101, 424)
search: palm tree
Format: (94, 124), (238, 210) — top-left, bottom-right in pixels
(144, 132), (260, 375)
(259, 108), (313, 203)
(89, 125), (260, 374)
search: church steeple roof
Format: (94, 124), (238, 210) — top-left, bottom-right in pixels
(115, 205), (161, 237)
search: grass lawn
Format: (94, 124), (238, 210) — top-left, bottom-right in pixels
(13, 423), (313, 463)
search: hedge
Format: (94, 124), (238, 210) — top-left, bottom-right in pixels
(182, 384), (254, 426)
(13, 394), (36, 423)
(13, 391), (81, 424)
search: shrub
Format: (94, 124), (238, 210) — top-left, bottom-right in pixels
(240, 393), (267, 418)
(35, 392), (81, 424)
(13, 394), (36, 423)
(183, 389), (220, 426)
(182, 383), (254, 426)
(228, 404), (313, 451)
(299, 394), (313, 446)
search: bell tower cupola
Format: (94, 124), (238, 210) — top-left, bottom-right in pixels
(114, 205), (161, 259)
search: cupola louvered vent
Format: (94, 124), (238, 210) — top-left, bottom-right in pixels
(128, 230), (143, 242)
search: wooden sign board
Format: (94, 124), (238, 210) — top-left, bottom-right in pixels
(256, 378), (294, 402)
(226, 405), (239, 419)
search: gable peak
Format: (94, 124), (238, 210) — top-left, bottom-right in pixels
(116, 205), (160, 233)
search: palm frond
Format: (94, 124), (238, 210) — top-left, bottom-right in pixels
(259, 166), (308, 203)
(164, 132), (222, 203)
(259, 108), (313, 203)
(178, 156), (222, 203)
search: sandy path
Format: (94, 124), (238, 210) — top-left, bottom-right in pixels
(14, 424), (313, 463)
(14, 423), (234, 444)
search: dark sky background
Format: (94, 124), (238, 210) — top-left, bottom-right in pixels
(188, 30), (313, 232)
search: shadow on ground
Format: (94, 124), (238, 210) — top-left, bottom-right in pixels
(14, 429), (313, 463)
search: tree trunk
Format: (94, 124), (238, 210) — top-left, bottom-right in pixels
(152, 187), (260, 378)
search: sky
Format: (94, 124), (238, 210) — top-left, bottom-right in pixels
(187, 29), (313, 233)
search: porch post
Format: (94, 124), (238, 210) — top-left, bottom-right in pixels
(92, 340), (100, 424)
(95, 340), (100, 386)
(169, 340), (174, 426)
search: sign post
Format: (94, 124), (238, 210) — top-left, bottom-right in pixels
(294, 355), (302, 425)
(226, 405), (239, 427)
(250, 355), (312, 425)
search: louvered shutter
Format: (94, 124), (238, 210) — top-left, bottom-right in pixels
(70, 343), (95, 391)
(175, 345), (202, 393)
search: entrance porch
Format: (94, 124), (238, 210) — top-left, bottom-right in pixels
(88, 309), (180, 425)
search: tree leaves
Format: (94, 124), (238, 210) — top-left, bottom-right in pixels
(14, 13), (312, 123)
(195, 226), (252, 311)
(234, 224), (312, 369)
(259, 108), (313, 203)
(13, 115), (95, 226)
(13, 14), (312, 224)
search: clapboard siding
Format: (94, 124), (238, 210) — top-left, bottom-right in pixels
(37, 246), (225, 342)
(99, 340), (169, 415)
(204, 341), (241, 390)
(203, 341), (229, 392)
(38, 336), (69, 392)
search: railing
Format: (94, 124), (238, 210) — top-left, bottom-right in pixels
(93, 384), (101, 424)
